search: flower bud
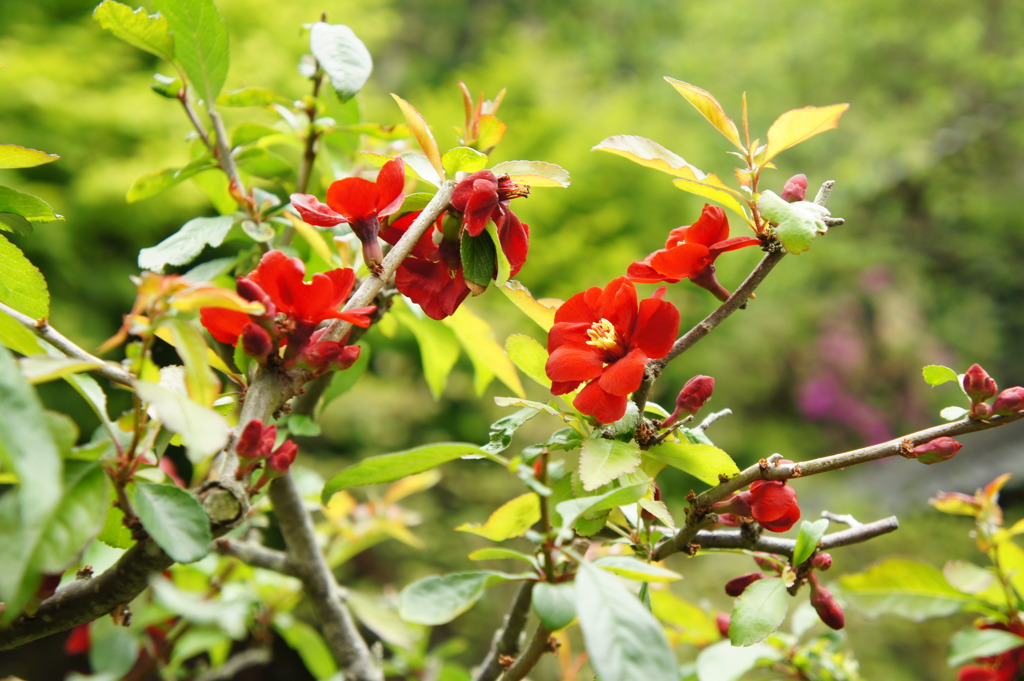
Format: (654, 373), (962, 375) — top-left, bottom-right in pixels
(236, 276), (274, 316)
(660, 375), (715, 428)
(810, 583), (845, 630)
(715, 612), (731, 638)
(268, 440), (298, 473)
(725, 572), (765, 597)
(912, 436), (963, 464)
(241, 322), (273, 361)
(64, 623), (92, 656)
(780, 173), (808, 202)
(992, 386), (1024, 416)
(236, 420), (268, 459)
(970, 402), (993, 420)
(811, 553), (833, 571)
(963, 364), (997, 404)
(753, 553), (783, 573)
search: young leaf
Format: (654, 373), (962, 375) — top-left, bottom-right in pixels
(837, 557), (972, 620)
(948, 627), (1024, 667)
(729, 576), (788, 646)
(309, 22), (372, 101)
(467, 548), (538, 566)
(923, 364), (959, 387)
(664, 78), (743, 150)
(671, 168), (750, 222)
(133, 379), (229, 463)
(579, 438), (641, 491)
(0, 234), (50, 321)
(594, 556), (682, 583)
(0, 186), (64, 223)
(575, 560), (677, 681)
(644, 442), (739, 486)
(763, 103), (850, 163)
(92, 0), (176, 62)
(489, 160), (571, 188)
(399, 571), (521, 625)
(441, 147), (489, 177)
(593, 134), (699, 178)
(456, 493), (540, 541)
(0, 145), (60, 170)
(792, 518), (829, 566)
(533, 581), (577, 631)
(154, 0), (229, 105)
(500, 280), (558, 331)
(391, 94), (444, 180)
(757, 190), (831, 254)
(391, 302), (460, 397)
(504, 333), (551, 389)
(322, 443), (495, 501)
(129, 482), (212, 563)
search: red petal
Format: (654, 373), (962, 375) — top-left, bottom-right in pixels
(709, 236), (760, 256)
(545, 346), (605, 383)
(650, 243), (710, 280)
(326, 177), (379, 220)
(554, 288), (600, 325)
(291, 193), (347, 227)
(599, 277), (637, 337)
(597, 347), (648, 396)
(574, 379), (628, 423)
(451, 171), (497, 210)
(395, 259), (471, 320)
(547, 321), (592, 353)
(627, 256), (678, 284)
(498, 211), (529, 276)
(685, 205), (730, 246)
(632, 297), (680, 359)
(252, 250), (306, 314)
(550, 379), (582, 395)
(375, 158), (407, 216)
(199, 307), (251, 345)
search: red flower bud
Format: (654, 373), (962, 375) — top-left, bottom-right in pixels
(236, 276), (274, 315)
(963, 364), (998, 404)
(715, 612), (731, 638)
(810, 583), (845, 630)
(65, 623), (91, 655)
(780, 173), (808, 202)
(912, 436), (963, 464)
(753, 553), (783, 573)
(748, 480), (801, 532)
(241, 322), (273, 361)
(993, 386), (1024, 416)
(970, 402), (993, 420)
(811, 553), (833, 571)
(236, 420), (277, 461)
(725, 572), (765, 597)
(661, 375), (715, 428)
(268, 440), (298, 473)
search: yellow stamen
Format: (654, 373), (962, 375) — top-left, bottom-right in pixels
(586, 318), (621, 351)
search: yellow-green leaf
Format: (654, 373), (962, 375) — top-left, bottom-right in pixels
(504, 333), (551, 390)
(664, 78), (742, 150)
(671, 168), (751, 223)
(764, 103), (850, 163)
(391, 94), (444, 180)
(456, 493), (540, 541)
(489, 160), (571, 188)
(644, 442), (739, 486)
(500, 280), (558, 331)
(579, 439), (641, 491)
(443, 304), (524, 397)
(0, 145), (60, 170)
(593, 134), (698, 178)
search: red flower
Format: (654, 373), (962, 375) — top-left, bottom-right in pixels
(450, 170), (529, 237)
(291, 158), (406, 263)
(65, 623), (91, 655)
(712, 478), (801, 532)
(545, 277), (680, 423)
(627, 204), (759, 301)
(957, 621), (1024, 681)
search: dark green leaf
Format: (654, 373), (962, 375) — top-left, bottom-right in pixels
(792, 518), (829, 566)
(460, 229), (497, 289)
(0, 186), (63, 223)
(399, 571), (520, 625)
(533, 581), (576, 631)
(92, 0), (175, 61)
(309, 22), (373, 101)
(129, 481), (213, 563)
(575, 560), (677, 681)
(729, 577), (789, 646)
(154, 0), (229, 105)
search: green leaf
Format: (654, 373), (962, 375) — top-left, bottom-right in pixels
(696, 640), (781, 681)
(923, 364), (959, 387)
(319, 345), (371, 413)
(489, 160), (571, 188)
(133, 379), (229, 463)
(127, 159), (216, 202)
(485, 221), (513, 286)
(0, 145), (60, 170)
(837, 557), (973, 620)
(154, 0), (229, 105)
(443, 304), (524, 397)
(593, 134), (698, 177)
(504, 333), (551, 389)
(89, 615), (142, 679)
(482, 406), (542, 455)
(670, 168), (750, 222)
(467, 547), (538, 566)
(575, 560), (677, 681)
(150, 577), (250, 637)
(758, 190), (831, 254)
(218, 86), (290, 107)
(456, 493), (540, 541)
(391, 302), (460, 398)
(729, 577), (789, 646)
(663, 78), (742, 150)
(309, 22), (372, 101)
(392, 94), (444, 181)
(442, 147), (489, 177)
(792, 518), (829, 566)
(322, 442), (495, 501)
(764, 103), (850, 163)
(273, 614), (339, 680)
(579, 438), (641, 491)
(129, 481), (212, 563)
(0, 185), (63, 223)
(554, 483), (648, 532)
(35, 461), (108, 572)
(948, 627), (1024, 667)
(644, 442), (739, 486)
(92, 0), (175, 61)
(17, 356), (102, 384)
(0, 233), (50, 319)
(500, 280), (558, 331)
(0, 213), (34, 235)
(399, 571), (520, 625)
(533, 581), (576, 631)
(943, 560), (995, 595)
(460, 229), (497, 289)
(595, 556), (682, 582)
(160, 318), (220, 406)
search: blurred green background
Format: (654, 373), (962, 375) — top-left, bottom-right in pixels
(2, 0), (1022, 678)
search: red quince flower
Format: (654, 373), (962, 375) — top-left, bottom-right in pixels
(713, 478), (801, 533)
(450, 170), (529, 237)
(291, 158), (406, 264)
(627, 204), (760, 302)
(545, 276), (680, 423)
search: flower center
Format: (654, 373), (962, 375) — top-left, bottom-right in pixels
(586, 318), (621, 352)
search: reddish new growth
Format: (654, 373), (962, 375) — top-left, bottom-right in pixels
(713, 476), (801, 533)
(660, 374), (715, 429)
(290, 158), (406, 265)
(235, 419), (299, 490)
(545, 276), (680, 423)
(199, 250), (373, 374)
(627, 204), (759, 301)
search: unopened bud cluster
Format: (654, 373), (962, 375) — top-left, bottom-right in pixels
(235, 419), (299, 491)
(660, 375), (715, 429)
(962, 363), (1024, 419)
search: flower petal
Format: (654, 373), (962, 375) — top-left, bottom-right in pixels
(545, 345), (605, 383)
(650, 243), (710, 280)
(632, 297), (680, 359)
(684, 204), (730, 246)
(291, 193), (348, 227)
(375, 158), (407, 216)
(597, 347), (648, 396)
(326, 177), (380, 220)
(574, 379), (628, 423)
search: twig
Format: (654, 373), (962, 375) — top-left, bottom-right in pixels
(216, 538), (298, 577)
(687, 516), (899, 557)
(501, 622), (552, 681)
(474, 582), (536, 681)
(267, 472), (382, 681)
(0, 300), (134, 387)
(196, 647), (272, 681)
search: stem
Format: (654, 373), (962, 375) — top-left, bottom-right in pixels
(179, 92), (215, 153)
(0, 301), (135, 387)
(682, 516), (900, 557)
(500, 622), (552, 681)
(216, 538), (298, 577)
(474, 581), (536, 681)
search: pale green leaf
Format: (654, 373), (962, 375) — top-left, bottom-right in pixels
(764, 103), (849, 162)
(133, 379), (229, 463)
(309, 22), (372, 101)
(757, 190), (831, 254)
(127, 159), (216, 203)
(391, 302), (460, 398)
(942, 560), (994, 595)
(579, 438), (641, 491)
(486, 221), (512, 286)
(154, 0), (229, 104)
(0, 234), (49, 320)
(593, 134), (698, 177)
(273, 614), (339, 680)
(468, 547), (538, 566)
(575, 560), (677, 681)
(0, 145), (60, 170)
(554, 483), (648, 532)
(595, 556), (682, 582)
(948, 627), (1024, 667)
(160, 318), (220, 406)
(792, 518), (829, 566)
(92, 0), (175, 61)
(923, 364), (959, 387)
(664, 78), (742, 149)
(533, 581), (576, 631)
(644, 441), (739, 486)
(696, 640), (781, 681)
(17, 356), (103, 384)
(504, 333), (552, 389)
(671, 168), (750, 222)
(399, 571), (521, 625)
(500, 280), (558, 331)
(33, 461), (108, 572)
(837, 558), (973, 620)
(456, 493), (540, 541)
(130, 481), (212, 563)
(0, 186), (63, 223)
(443, 293), (524, 397)
(729, 576), (788, 646)
(489, 160), (571, 188)
(941, 406), (970, 421)
(441, 146), (488, 177)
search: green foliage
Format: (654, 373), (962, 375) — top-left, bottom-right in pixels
(837, 558), (972, 620)
(793, 518), (830, 566)
(643, 441), (739, 487)
(308, 22), (373, 101)
(154, 0), (229, 105)
(532, 581), (576, 631)
(729, 577), (789, 645)
(129, 481), (213, 563)
(399, 570), (524, 626)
